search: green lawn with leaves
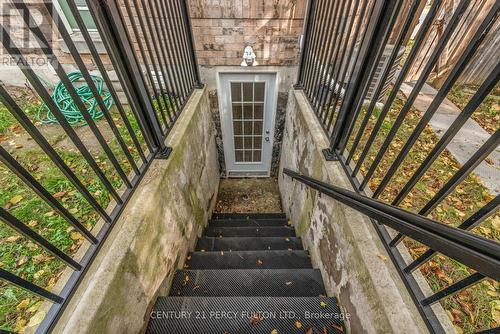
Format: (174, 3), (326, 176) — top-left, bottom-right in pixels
(448, 84), (499, 135)
(346, 93), (499, 333)
(0, 94), (146, 332)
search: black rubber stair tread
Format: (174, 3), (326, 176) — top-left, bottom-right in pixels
(170, 269), (326, 296)
(196, 237), (303, 251)
(204, 226), (295, 237)
(147, 296), (345, 334)
(185, 250), (311, 269)
(209, 218), (289, 227)
(211, 212), (286, 220)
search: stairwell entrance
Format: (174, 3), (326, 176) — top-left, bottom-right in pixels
(218, 73), (278, 177)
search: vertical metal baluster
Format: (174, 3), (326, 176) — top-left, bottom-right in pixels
(295, 0), (316, 88)
(0, 268), (64, 303)
(338, 0), (441, 157)
(325, 0), (370, 136)
(373, 4), (499, 198)
(327, 0), (402, 159)
(0, 85), (110, 222)
(164, 0), (191, 100)
(346, 0), (422, 166)
(405, 195), (499, 273)
(66, 1), (147, 164)
(318, 0), (356, 122)
(303, 0), (327, 98)
(150, 0), (182, 118)
(310, 0), (340, 116)
(130, 0), (170, 129)
(141, 0), (177, 123)
(161, 0), (190, 107)
(173, 0), (197, 91)
(44, 2), (140, 175)
(359, 0), (469, 190)
(0, 145), (96, 243)
(0, 25), (122, 203)
(390, 129), (500, 246)
(12, 2), (132, 189)
(0, 208), (82, 270)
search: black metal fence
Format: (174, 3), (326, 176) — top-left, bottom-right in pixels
(297, 0), (499, 333)
(0, 0), (200, 332)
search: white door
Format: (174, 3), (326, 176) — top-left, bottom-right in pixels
(219, 73), (277, 177)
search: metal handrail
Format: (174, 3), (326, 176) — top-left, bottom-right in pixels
(282, 168), (500, 281)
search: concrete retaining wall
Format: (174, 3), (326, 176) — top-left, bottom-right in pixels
(45, 88), (219, 334)
(278, 90), (430, 334)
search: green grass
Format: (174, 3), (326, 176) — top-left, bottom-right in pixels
(448, 84), (499, 135)
(345, 92), (499, 333)
(0, 93), (147, 332)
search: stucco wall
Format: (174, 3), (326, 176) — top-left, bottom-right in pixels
(278, 89), (430, 334)
(28, 87), (219, 334)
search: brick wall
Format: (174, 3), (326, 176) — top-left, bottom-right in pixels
(189, 0), (306, 66)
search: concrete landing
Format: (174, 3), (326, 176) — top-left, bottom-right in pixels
(215, 178), (282, 213)
(400, 82), (499, 195)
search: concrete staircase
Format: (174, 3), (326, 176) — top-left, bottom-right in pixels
(147, 213), (346, 333)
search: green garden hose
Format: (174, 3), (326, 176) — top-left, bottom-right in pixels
(38, 71), (113, 125)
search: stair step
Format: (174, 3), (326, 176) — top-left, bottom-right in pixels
(185, 250), (311, 269)
(211, 212), (286, 220)
(209, 218), (289, 227)
(196, 237), (303, 251)
(147, 297), (345, 334)
(170, 269), (326, 297)
(204, 226), (296, 237)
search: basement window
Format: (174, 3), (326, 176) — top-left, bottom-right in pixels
(54, 0), (97, 32)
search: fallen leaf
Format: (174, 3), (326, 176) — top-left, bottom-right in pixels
(331, 323), (344, 332)
(320, 301), (327, 308)
(295, 320), (302, 329)
(53, 191), (66, 198)
(70, 232), (83, 241)
(250, 314), (263, 325)
(270, 330), (278, 334)
(17, 255), (28, 267)
(34, 269), (45, 280)
(9, 195), (23, 205)
(377, 254), (388, 261)
(5, 235), (21, 243)
(16, 298), (30, 311)
(256, 259), (263, 265)
(305, 328), (313, 334)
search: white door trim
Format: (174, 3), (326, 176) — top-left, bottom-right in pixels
(217, 71), (279, 177)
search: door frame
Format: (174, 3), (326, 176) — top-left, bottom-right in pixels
(216, 70), (279, 177)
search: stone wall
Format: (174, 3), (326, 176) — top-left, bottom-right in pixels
(278, 89), (431, 333)
(29, 87), (220, 334)
(189, 0), (305, 67)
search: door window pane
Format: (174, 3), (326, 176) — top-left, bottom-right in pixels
(233, 121), (242, 135)
(254, 121), (263, 135)
(243, 104), (253, 119)
(244, 121), (253, 134)
(234, 137), (243, 149)
(231, 82), (242, 102)
(254, 104), (264, 119)
(253, 136), (262, 148)
(232, 104), (242, 119)
(235, 150), (244, 162)
(243, 82), (253, 101)
(254, 83), (265, 102)
(253, 150), (262, 162)
(244, 151), (252, 162)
